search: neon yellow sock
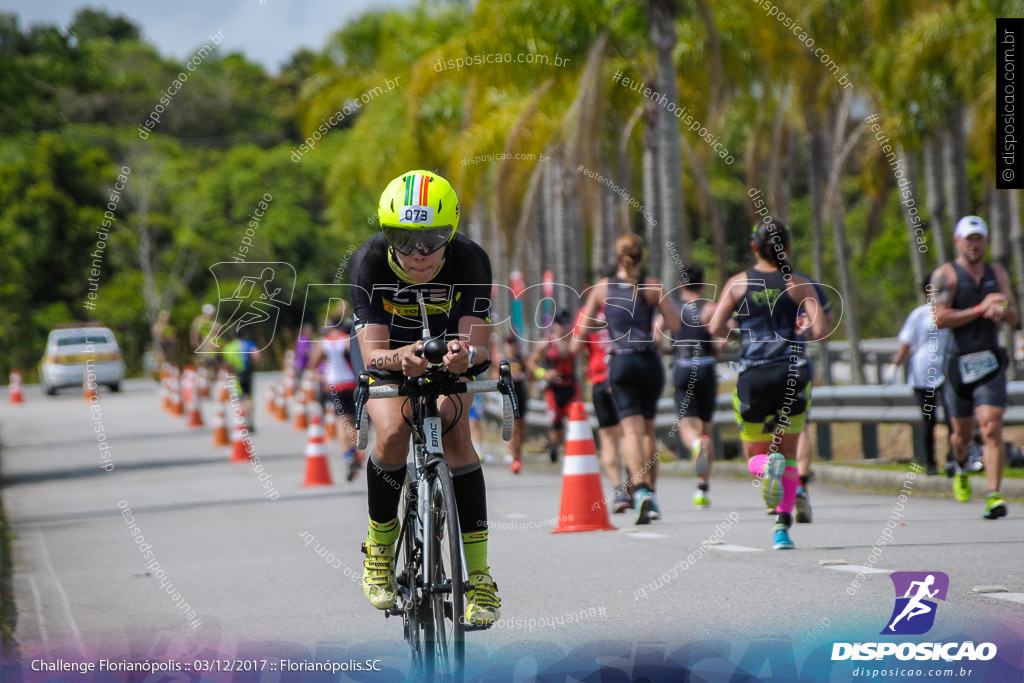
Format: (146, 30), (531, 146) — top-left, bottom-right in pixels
(462, 529), (488, 575)
(367, 517), (399, 546)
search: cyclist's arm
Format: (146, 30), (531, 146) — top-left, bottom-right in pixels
(930, 264), (976, 330)
(706, 274), (743, 339)
(525, 339), (548, 379)
(652, 281), (681, 335)
(355, 323), (425, 376)
(570, 281), (607, 356)
(445, 315), (491, 375)
(307, 343), (325, 373)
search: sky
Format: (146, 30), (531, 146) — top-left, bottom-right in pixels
(2, 0), (411, 72)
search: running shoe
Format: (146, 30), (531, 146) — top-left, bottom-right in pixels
(634, 490), (653, 525)
(762, 453), (786, 510)
(612, 487), (632, 514)
(693, 436), (711, 477)
(346, 451), (362, 482)
(693, 489), (710, 508)
(648, 492), (662, 521)
(772, 523), (794, 550)
(548, 444), (559, 463)
(465, 570), (501, 626)
(983, 492), (1008, 520)
(361, 540), (397, 609)
(509, 458), (522, 474)
(795, 486), (813, 524)
(953, 465), (972, 503)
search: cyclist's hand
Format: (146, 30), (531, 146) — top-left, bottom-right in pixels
(979, 293), (1008, 314)
(401, 342), (428, 377)
(444, 341), (470, 375)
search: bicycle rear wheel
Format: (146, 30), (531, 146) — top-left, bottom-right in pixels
(428, 461), (465, 679)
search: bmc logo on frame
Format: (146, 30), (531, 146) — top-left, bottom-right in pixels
(831, 571), (997, 662)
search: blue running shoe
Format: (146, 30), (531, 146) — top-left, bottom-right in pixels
(795, 486), (812, 523)
(648, 492), (662, 521)
(762, 453), (785, 510)
(634, 491), (653, 525)
(772, 523), (794, 550)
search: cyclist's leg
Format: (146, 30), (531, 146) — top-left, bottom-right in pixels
(438, 395), (499, 624)
(438, 398), (486, 562)
(638, 355), (664, 498)
(609, 355), (649, 488)
(361, 397), (413, 607)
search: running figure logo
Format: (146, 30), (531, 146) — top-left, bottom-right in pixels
(881, 571), (949, 635)
(208, 262), (296, 352)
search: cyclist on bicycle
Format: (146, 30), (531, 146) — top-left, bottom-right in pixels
(350, 170), (500, 626)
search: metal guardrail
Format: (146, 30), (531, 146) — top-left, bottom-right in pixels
(483, 382), (1024, 462)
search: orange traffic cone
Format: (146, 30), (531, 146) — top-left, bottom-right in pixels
(552, 402), (615, 533)
(170, 376), (184, 416)
(211, 402), (230, 446)
(275, 385), (289, 422)
(229, 412), (252, 463)
(197, 366), (210, 399)
(8, 370), (24, 404)
(301, 370), (316, 402)
(217, 369), (230, 403)
(82, 371), (97, 402)
(187, 393), (204, 428)
(182, 367), (197, 407)
(265, 384), (277, 415)
(302, 414), (333, 486)
(324, 408), (337, 440)
(293, 390), (309, 431)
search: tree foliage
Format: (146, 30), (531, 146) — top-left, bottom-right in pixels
(0, 3), (1012, 380)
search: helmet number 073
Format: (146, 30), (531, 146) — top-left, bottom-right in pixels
(400, 206), (434, 224)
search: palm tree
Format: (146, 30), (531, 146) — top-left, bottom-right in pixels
(647, 0), (685, 284)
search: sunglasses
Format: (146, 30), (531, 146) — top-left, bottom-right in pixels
(382, 225), (454, 256)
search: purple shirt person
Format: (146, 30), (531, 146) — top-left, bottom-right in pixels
(294, 322), (315, 377)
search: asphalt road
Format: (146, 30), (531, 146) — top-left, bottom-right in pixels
(1, 374), (1022, 681)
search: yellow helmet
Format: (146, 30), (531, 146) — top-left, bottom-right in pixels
(377, 170), (460, 256)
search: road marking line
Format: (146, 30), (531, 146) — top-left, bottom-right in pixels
(979, 593), (1024, 605)
(27, 574), (48, 647)
(710, 544), (763, 552)
(622, 531), (670, 539)
(822, 564), (890, 575)
(36, 531), (86, 651)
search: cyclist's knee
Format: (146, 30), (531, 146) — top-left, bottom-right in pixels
(372, 420), (411, 461)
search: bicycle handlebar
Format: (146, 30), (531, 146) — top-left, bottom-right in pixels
(355, 360), (520, 450)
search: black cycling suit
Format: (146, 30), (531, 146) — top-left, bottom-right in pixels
(673, 298), (717, 423)
(944, 261), (1007, 417)
(350, 232), (492, 354)
(604, 275), (664, 420)
(731, 268), (810, 441)
(349, 231), (493, 546)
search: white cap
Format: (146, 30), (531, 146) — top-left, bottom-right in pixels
(954, 216), (988, 239)
(202, 303), (215, 316)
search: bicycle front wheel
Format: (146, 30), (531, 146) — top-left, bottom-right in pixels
(428, 460), (465, 679)
(397, 479), (430, 678)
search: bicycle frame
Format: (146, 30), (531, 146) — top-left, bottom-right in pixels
(354, 358), (518, 680)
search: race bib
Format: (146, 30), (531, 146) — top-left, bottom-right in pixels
(958, 350), (999, 384)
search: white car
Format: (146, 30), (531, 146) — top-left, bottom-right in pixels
(39, 325), (125, 395)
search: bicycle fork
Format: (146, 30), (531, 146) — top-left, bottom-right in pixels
(419, 414), (443, 596)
